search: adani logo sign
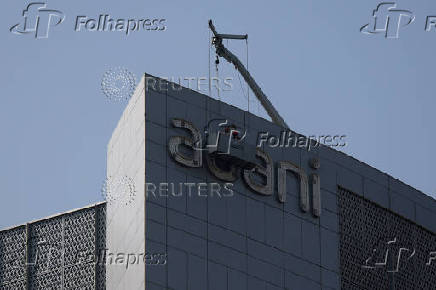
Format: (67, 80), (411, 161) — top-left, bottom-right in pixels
(168, 118), (322, 218)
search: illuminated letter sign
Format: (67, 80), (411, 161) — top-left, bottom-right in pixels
(167, 118), (321, 217)
(168, 118), (202, 167)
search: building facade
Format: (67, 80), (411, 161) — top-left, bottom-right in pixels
(108, 74), (436, 289)
(0, 203), (106, 289)
(1, 73), (435, 289)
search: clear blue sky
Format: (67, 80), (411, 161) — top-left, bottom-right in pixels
(1, 0), (435, 228)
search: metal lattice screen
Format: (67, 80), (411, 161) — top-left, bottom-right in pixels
(338, 187), (436, 290)
(0, 203), (106, 290)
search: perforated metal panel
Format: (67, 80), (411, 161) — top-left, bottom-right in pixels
(0, 203), (106, 290)
(0, 226), (26, 289)
(338, 187), (436, 290)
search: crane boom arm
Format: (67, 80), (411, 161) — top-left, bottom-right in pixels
(209, 20), (289, 129)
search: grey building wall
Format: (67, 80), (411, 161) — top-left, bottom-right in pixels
(141, 73), (435, 290)
(106, 76), (146, 289)
(0, 202), (106, 290)
(338, 187), (436, 289)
